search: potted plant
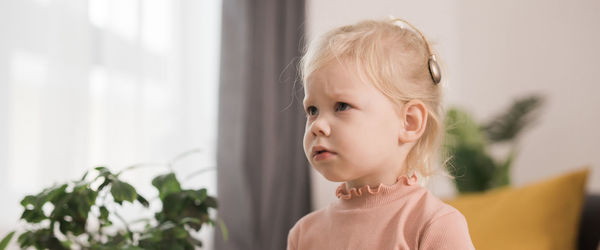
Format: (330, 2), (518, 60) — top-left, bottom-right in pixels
(443, 95), (545, 194)
(0, 149), (227, 250)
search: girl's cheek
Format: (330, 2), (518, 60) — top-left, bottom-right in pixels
(302, 132), (310, 146)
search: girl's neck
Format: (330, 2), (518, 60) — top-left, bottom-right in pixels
(345, 166), (409, 190)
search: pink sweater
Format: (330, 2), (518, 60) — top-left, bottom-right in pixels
(287, 174), (475, 250)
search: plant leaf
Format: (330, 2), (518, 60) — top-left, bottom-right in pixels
(161, 193), (186, 221)
(100, 206), (109, 221)
(0, 231), (15, 250)
(444, 108), (499, 193)
(94, 166), (113, 182)
(20, 195), (37, 208)
(152, 173), (182, 200)
(218, 217), (229, 241)
(111, 180), (137, 204)
(444, 108), (488, 149)
(80, 170), (89, 181)
(188, 189), (207, 205)
(47, 184), (69, 206)
(204, 196), (218, 208)
(21, 208), (47, 223)
(491, 147), (517, 188)
(482, 95), (544, 143)
(187, 235), (203, 247)
(173, 226), (188, 239)
(95, 166), (111, 175)
(97, 178), (111, 192)
(180, 217), (202, 224)
(136, 194), (150, 207)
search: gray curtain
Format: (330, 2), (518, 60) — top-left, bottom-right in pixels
(214, 0), (310, 249)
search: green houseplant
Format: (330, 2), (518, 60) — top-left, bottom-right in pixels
(443, 95), (545, 194)
(0, 149), (227, 250)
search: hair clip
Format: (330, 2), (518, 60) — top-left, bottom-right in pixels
(388, 17), (441, 85)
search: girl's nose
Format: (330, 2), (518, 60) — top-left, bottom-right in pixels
(311, 117), (330, 136)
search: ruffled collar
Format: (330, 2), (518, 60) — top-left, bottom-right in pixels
(332, 173), (421, 209)
(335, 173), (419, 200)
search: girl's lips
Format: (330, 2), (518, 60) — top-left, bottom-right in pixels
(313, 151), (336, 161)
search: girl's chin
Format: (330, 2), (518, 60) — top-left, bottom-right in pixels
(322, 175), (345, 182)
(315, 168), (349, 182)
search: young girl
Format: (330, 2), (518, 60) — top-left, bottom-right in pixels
(287, 18), (475, 249)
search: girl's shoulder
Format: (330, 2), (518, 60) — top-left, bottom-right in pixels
(422, 189), (468, 225)
(404, 187), (465, 225)
(288, 206), (330, 246)
(416, 193), (474, 249)
(290, 205), (329, 231)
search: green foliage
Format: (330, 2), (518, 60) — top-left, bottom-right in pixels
(444, 95), (544, 194)
(0, 151), (226, 250)
(482, 96), (545, 143)
(0, 232), (15, 250)
(152, 173), (182, 200)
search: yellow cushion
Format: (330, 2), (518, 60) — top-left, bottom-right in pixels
(444, 168), (590, 250)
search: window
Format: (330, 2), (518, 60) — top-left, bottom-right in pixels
(0, 0), (222, 248)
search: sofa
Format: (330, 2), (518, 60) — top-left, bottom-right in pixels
(579, 194), (600, 250)
(444, 168), (599, 250)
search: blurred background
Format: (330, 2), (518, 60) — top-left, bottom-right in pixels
(0, 0), (599, 249)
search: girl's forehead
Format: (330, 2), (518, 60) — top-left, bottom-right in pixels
(303, 72), (374, 105)
(305, 62), (370, 92)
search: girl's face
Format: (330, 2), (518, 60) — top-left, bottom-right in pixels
(303, 61), (407, 186)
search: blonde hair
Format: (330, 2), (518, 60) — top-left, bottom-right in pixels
(300, 19), (449, 179)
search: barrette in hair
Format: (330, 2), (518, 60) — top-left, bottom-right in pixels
(388, 16), (442, 85)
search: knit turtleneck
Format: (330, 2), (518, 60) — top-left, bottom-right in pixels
(287, 172), (475, 250)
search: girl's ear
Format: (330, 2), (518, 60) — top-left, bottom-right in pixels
(398, 100), (428, 144)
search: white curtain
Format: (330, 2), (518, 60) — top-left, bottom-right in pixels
(0, 0), (222, 248)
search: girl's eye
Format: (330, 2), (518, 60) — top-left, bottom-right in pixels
(335, 102), (350, 112)
(306, 106), (318, 116)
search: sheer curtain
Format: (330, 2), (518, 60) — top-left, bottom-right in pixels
(0, 0), (222, 248)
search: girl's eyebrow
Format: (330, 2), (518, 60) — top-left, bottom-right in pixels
(332, 92), (353, 99)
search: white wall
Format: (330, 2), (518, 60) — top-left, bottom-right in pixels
(306, 0), (600, 210)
